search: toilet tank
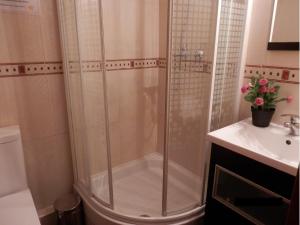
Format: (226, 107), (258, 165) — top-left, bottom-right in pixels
(0, 126), (28, 198)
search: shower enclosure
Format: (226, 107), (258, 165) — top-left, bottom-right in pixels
(57, 0), (249, 224)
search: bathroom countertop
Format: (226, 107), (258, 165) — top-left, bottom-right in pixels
(207, 118), (299, 176)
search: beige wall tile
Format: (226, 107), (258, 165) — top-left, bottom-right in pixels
(81, 71), (110, 174)
(13, 76), (53, 140)
(94, 0), (168, 168)
(0, 74), (73, 211)
(102, 0), (160, 59)
(86, 126), (109, 175)
(0, 0), (62, 63)
(81, 72), (106, 128)
(76, 0), (103, 61)
(40, 0), (62, 62)
(0, 77), (19, 126)
(47, 75), (69, 134)
(22, 133), (73, 209)
(13, 75), (67, 141)
(159, 0), (168, 58)
(157, 68), (166, 154)
(0, 0), (70, 212)
(107, 69), (160, 166)
(109, 122), (121, 167)
(0, 13), (45, 63)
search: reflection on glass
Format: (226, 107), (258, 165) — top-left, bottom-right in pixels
(213, 165), (290, 225)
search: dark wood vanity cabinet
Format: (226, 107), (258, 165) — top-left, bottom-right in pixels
(204, 144), (296, 225)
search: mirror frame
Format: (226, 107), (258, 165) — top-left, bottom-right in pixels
(268, 0), (299, 51)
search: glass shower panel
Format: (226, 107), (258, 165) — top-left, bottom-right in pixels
(166, 0), (218, 214)
(75, 0), (112, 205)
(59, 0), (89, 187)
(210, 0), (248, 131)
(59, 0), (112, 205)
(103, 0), (164, 216)
(107, 69), (164, 216)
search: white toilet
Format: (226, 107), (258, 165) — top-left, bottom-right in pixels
(0, 126), (41, 225)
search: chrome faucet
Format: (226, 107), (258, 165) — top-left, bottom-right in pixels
(281, 114), (300, 136)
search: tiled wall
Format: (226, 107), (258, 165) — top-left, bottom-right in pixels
(239, 0), (299, 124)
(102, 0), (162, 59)
(102, 0), (169, 167)
(0, 0), (73, 212)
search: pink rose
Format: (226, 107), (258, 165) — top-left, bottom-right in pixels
(259, 78), (268, 86)
(241, 84), (250, 93)
(287, 96), (293, 103)
(255, 97), (264, 106)
(269, 87), (276, 93)
(259, 86), (268, 93)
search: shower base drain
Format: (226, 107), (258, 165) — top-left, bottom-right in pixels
(139, 214), (150, 217)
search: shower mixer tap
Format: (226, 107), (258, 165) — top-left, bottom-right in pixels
(181, 46), (188, 56)
(174, 44), (189, 58)
(195, 50), (204, 61)
(281, 114), (299, 136)
(174, 48), (205, 61)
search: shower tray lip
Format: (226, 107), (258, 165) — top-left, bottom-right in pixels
(74, 183), (204, 225)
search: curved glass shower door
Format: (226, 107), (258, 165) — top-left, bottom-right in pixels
(58, 0), (86, 187)
(58, 0), (249, 219)
(58, 0), (113, 207)
(102, 0), (165, 216)
(164, 0), (218, 215)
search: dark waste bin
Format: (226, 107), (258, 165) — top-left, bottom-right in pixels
(54, 193), (84, 225)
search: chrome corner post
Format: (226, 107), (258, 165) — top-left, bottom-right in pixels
(97, 0), (114, 209)
(162, 0), (174, 217)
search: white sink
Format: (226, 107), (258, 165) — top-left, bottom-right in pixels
(207, 118), (299, 176)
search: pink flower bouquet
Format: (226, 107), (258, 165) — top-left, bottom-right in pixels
(241, 76), (292, 109)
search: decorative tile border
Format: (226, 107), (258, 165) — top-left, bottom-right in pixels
(69, 61), (104, 73)
(5, 61), (296, 85)
(158, 59), (167, 68)
(244, 64), (299, 84)
(105, 58), (166, 71)
(0, 61), (63, 78)
(82, 60), (104, 72)
(0, 58), (167, 78)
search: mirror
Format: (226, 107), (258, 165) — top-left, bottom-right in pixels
(268, 0), (299, 50)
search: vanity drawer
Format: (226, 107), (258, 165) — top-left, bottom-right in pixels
(205, 144), (296, 225)
(213, 165), (290, 225)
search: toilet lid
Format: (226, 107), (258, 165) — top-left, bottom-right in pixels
(0, 189), (41, 225)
